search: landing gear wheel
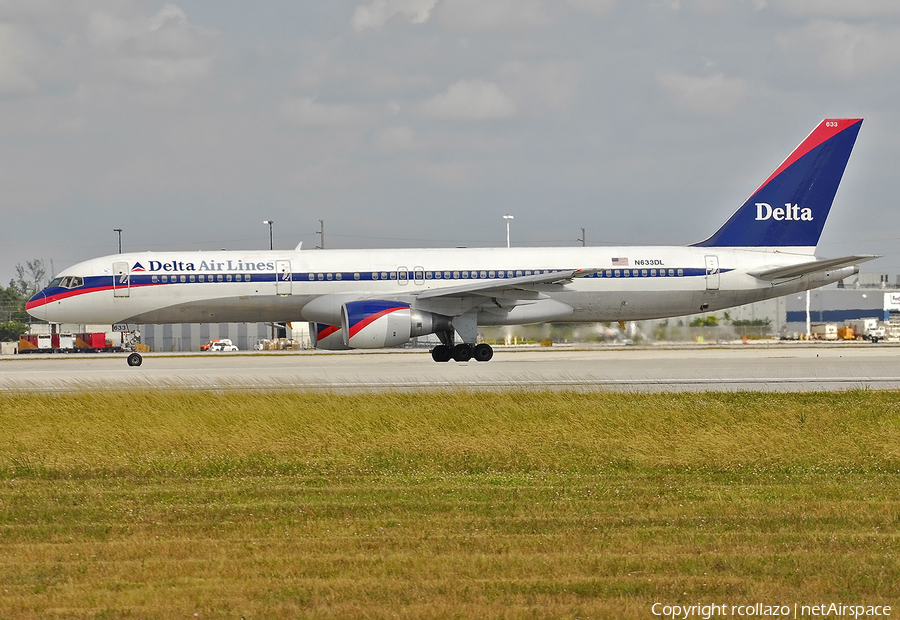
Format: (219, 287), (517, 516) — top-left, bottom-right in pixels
(127, 352), (143, 367)
(473, 343), (493, 362)
(452, 343), (473, 362)
(431, 344), (452, 362)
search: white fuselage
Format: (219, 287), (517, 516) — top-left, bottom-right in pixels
(28, 245), (855, 326)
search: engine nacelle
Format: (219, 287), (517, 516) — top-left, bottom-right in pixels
(309, 322), (349, 350)
(340, 300), (451, 349)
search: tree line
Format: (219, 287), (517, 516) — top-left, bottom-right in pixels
(1, 259), (50, 342)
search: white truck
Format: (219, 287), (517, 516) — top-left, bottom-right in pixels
(810, 323), (838, 341)
(846, 318), (886, 343)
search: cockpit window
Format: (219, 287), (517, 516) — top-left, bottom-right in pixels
(49, 278), (63, 288)
(55, 277), (84, 289)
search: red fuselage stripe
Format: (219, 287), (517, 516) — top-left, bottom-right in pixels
(348, 307), (406, 338)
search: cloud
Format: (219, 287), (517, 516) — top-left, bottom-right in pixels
(0, 23), (42, 93)
(778, 21), (900, 78)
(657, 72), (747, 115)
(351, 0), (438, 32)
(774, 0), (900, 18)
(419, 79), (516, 121)
(498, 61), (579, 114)
(565, 0), (616, 15)
(372, 125), (418, 152)
(435, 0), (548, 32)
(278, 97), (371, 127)
(86, 3), (217, 86)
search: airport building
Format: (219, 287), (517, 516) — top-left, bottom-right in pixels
(784, 273), (900, 337)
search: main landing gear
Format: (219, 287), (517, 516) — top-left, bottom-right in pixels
(126, 352), (143, 367)
(431, 343), (493, 363)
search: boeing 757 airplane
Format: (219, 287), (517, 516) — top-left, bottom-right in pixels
(27, 118), (874, 366)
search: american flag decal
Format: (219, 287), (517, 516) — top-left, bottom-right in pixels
(612, 257), (629, 266)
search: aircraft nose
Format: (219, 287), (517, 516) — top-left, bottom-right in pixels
(25, 289), (48, 322)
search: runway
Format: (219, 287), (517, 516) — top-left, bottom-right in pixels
(2, 343), (900, 393)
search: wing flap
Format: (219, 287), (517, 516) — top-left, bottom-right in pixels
(749, 255), (879, 280)
(414, 269), (590, 300)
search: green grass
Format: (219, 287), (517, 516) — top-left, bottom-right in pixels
(1, 391), (899, 619)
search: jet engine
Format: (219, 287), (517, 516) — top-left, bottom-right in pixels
(340, 300), (451, 349)
(309, 322), (349, 350)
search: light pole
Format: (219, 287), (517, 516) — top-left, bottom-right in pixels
(113, 228), (122, 254)
(577, 227), (585, 247)
(263, 220), (274, 250)
(503, 214), (514, 248)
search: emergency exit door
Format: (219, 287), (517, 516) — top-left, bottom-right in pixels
(705, 255), (720, 291)
(276, 260), (292, 295)
(113, 261), (130, 298)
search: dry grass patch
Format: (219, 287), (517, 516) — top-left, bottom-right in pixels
(0, 390), (898, 618)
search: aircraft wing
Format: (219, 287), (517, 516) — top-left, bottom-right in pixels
(749, 255), (879, 281)
(414, 268), (594, 300)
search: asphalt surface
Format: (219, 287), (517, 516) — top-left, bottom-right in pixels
(2, 343), (899, 393)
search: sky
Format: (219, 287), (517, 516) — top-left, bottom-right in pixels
(2, 0), (900, 288)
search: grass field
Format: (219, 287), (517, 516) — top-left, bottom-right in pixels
(1, 390), (898, 619)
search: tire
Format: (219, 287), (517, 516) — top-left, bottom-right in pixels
(473, 343), (493, 362)
(127, 353), (143, 367)
(452, 343), (473, 362)
(431, 345), (452, 362)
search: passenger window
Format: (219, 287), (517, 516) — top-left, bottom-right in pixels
(398, 271), (407, 281)
(650, 269), (656, 277)
(217, 275), (223, 282)
(605, 269), (612, 277)
(354, 272), (360, 280)
(326, 273), (333, 280)
(677, 268), (684, 276)
(488, 271), (495, 278)
(372, 272), (379, 281)
(425, 271), (433, 280)
(180, 275), (187, 283)
(623, 270), (629, 277)
(642, 269), (648, 277)
(480, 270), (487, 279)
(390, 272), (397, 280)
(152, 275), (159, 283)
(381, 272), (388, 280)
(453, 271), (460, 279)
(614, 270), (620, 277)
(444, 271), (451, 279)
(226, 274), (232, 282)
(189, 275), (196, 282)
(335, 273), (342, 280)
(462, 271), (469, 279)
(161, 275), (168, 283)
(198, 275), (205, 282)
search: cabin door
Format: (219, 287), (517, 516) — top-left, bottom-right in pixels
(705, 255), (720, 291)
(113, 261), (130, 298)
(276, 260), (292, 295)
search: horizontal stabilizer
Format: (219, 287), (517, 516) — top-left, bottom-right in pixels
(749, 255), (879, 280)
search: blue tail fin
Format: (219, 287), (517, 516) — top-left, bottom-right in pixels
(693, 118), (862, 250)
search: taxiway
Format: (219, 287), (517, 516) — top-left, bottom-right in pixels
(2, 344), (899, 393)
